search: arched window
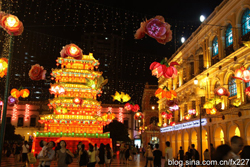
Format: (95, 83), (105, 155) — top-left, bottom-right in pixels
(150, 96), (158, 104)
(241, 8), (250, 36)
(225, 24), (233, 47)
(229, 77), (237, 97)
(212, 37), (219, 57)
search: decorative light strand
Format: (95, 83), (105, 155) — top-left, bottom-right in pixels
(118, 107), (123, 123)
(25, 104), (30, 121)
(12, 104), (17, 120)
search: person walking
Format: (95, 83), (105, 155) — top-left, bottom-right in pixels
(240, 145), (250, 167)
(22, 141), (29, 167)
(125, 145), (131, 164)
(12, 143), (20, 164)
(214, 144), (233, 167)
(56, 140), (74, 167)
(79, 144), (89, 167)
(230, 136), (244, 162)
(105, 144), (113, 167)
(204, 149), (210, 160)
(145, 144), (154, 167)
(98, 143), (105, 167)
(119, 142), (126, 164)
(153, 144), (162, 167)
(165, 141), (173, 167)
(178, 146), (184, 161)
(190, 144), (199, 167)
(38, 141), (56, 167)
(131, 144), (137, 161)
(87, 144), (96, 167)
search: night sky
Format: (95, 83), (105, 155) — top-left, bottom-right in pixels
(0, 0), (224, 104)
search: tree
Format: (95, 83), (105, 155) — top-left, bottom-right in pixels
(103, 120), (131, 150)
(0, 123), (23, 141)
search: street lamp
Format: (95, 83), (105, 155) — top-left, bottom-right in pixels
(181, 37), (185, 43)
(194, 78), (198, 85)
(200, 15), (205, 23)
(0, 13), (24, 164)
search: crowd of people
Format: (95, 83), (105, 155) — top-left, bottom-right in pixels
(36, 140), (114, 167)
(141, 135), (250, 167)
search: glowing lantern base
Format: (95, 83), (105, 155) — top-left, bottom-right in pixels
(32, 136), (112, 155)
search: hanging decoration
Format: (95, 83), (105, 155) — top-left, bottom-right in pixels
(134, 112), (144, 120)
(1, 13), (24, 36)
(118, 107), (124, 123)
(19, 89), (30, 98)
(123, 102), (140, 112)
(188, 109), (196, 115)
(231, 98), (241, 107)
(203, 101), (213, 109)
(131, 104), (140, 112)
(134, 15), (172, 44)
(169, 105), (179, 111)
(214, 86), (230, 96)
(24, 104), (30, 121)
(60, 43), (83, 60)
(233, 66), (250, 82)
(170, 122), (175, 126)
(8, 96), (18, 106)
(245, 86), (250, 96)
(150, 58), (179, 79)
(184, 114), (191, 120)
(29, 64), (46, 81)
(124, 102), (133, 111)
(166, 98), (179, 107)
(12, 104), (17, 120)
(49, 84), (65, 95)
(0, 58), (8, 78)
(10, 88), (20, 98)
(111, 91), (131, 103)
(155, 86), (177, 100)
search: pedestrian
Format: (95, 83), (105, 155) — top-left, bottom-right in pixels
(230, 136), (244, 162)
(214, 144), (233, 167)
(165, 141), (173, 167)
(79, 144), (89, 167)
(94, 143), (100, 164)
(76, 142), (83, 161)
(190, 144), (199, 167)
(22, 141), (30, 167)
(38, 141), (56, 167)
(125, 145), (131, 164)
(131, 144), (137, 161)
(105, 144), (113, 167)
(87, 144), (96, 167)
(185, 147), (191, 167)
(145, 144), (154, 167)
(119, 142), (126, 164)
(98, 143), (105, 167)
(37, 140), (48, 167)
(56, 140), (74, 167)
(153, 143), (162, 167)
(240, 145), (250, 167)
(204, 149), (210, 161)
(12, 143), (20, 164)
(178, 146), (184, 161)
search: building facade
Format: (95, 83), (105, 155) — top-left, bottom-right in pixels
(157, 0), (250, 159)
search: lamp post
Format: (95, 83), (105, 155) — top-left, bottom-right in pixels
(0, 13), (23, 164)
(194, 78), (203, 161)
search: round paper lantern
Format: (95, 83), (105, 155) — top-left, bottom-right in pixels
(19, 89), (30, 98)
(1, 14), (24, 36)
(10, 88), (20, 98)
(245, 86), (250, 96)
(8, 96), (18, 106)
(131, 104), (140, 112)
(73, 97), (82, 105)
(124, 103), (132, 111)
(210, 108), (217, 115)
(170, 122), (175, 126)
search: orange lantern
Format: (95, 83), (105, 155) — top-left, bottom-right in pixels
(19, 89), (30, 98)
(210, 108), (217, 115)
(10, 88), (20, 98)
(1, 14), (24, 36)
(0, 58), (8, 77)
(73, 97), (82, 105)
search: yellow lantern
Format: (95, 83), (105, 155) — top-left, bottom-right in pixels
(0, 58), (8, 77)
(10, 88), (20, 98)
(19, 89), (30, 98)
(210, 108), (217, 115)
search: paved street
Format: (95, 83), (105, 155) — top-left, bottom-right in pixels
(0, 153), (167, 167)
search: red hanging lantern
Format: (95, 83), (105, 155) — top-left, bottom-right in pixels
(170, 122), (175, 126)
(242, 69), (250, 82)
(245, 86), (250, 96)
(1, 14), (24, 36)
(210, 108), (217, 115)
(233, 67), (245, 80)
(214, 86), (230, 96)
(124, 103), (132, 111)
(131, 104), (140, 112)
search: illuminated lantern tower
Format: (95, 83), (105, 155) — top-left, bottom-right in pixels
(32, 44), (112, 154)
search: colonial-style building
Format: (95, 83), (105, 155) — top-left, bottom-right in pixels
(157, 0), (250, 159)
(141, 83), (160, 147)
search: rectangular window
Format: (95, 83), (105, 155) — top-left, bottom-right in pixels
(6, 117), (11, 124)
(30, 118), (36, 127)
(229, 78), (237, 97)
(17, 117), (23, 127)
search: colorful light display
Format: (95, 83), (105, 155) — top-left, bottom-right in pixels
(12, 104), (17, 120)
(118, 107), (123, 123)
(25, 104), (30, 121)
(33, 49), (112, 154)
